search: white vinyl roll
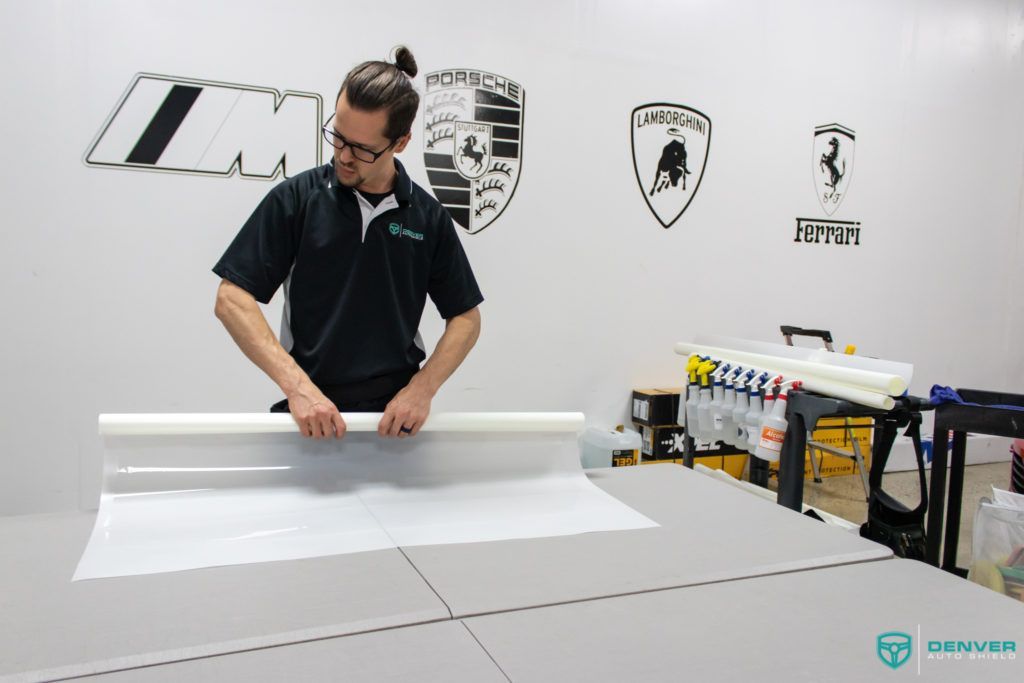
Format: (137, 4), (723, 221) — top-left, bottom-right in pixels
(674, 342), (907, 396)
(98, 412), (586, 436)
(75, 412), (655, 580)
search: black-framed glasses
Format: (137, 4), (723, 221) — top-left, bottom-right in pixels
(321, 125), (395, 164)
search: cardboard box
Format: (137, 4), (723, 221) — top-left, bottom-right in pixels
(641, 458), (684, 466)
(637, 423), (687, 459)
(631, 388), (682, 427)
(640, 453), (748, 479)
(722, 453), (748, 479)
(804, 417), (872, 478)
(767, 417), (873, 479)
(635, 423), (747, 460)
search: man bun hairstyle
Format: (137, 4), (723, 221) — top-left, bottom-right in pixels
(338, 45), (420, 141)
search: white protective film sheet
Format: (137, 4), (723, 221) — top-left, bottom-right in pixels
(75, 413), (658, 580)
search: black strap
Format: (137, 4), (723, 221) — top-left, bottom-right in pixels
(866, 410), (928, 516)
(904, 413), (928, 515)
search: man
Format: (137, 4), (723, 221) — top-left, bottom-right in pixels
(213, 47), (483, 440)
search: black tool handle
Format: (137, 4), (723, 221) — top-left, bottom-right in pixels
(780, 325), (834, 345)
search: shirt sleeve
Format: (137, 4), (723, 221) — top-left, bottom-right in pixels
(212, 182), (301, 304)
(428, 208), (484, 319)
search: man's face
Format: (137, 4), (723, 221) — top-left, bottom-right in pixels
(330, 91), (410, 191)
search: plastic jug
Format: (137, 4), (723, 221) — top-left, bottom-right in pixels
(579, 426), (642, 469)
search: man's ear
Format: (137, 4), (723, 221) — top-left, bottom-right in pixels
(392, 132), (412, 153)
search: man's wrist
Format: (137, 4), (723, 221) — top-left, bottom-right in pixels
(280, 374), (316, 400)
(409, 370), (441, 397)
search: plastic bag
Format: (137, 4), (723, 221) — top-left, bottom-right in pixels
(968, 487), (1024, 602)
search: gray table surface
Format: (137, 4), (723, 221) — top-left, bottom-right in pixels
(0, 512), (450, 683)
(1, 463), (893, 682)
(403, 464), (892, 617)
(72, 621), (507, 683)
(464, 558), (1024, 682)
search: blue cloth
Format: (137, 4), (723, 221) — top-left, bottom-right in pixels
(929, 385), (1024, 411)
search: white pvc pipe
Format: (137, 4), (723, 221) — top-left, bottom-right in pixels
(99, 412), (586, 436)
(795, 376), (895, 411)
(674, 342), (907, 396)
(675, 346), (894, 410)
(694, 334), (914, 385)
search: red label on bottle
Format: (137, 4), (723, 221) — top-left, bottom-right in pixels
(758, 427), (785, 452)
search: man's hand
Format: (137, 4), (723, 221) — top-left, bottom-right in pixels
(378, 379), (433, 438)
(288, 381), (346, 439)
(376, 306), (480, 439)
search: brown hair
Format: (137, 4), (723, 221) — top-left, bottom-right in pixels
(337, 46), (419, 141)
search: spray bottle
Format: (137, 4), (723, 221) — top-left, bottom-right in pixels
(757, 377), (785, 448)
(682, 355), (703, 429)
(741, 372), (768, 453)
(762, 377), (780, 428)
(745, 374), (781, 453)
(695, 360), (718, 443)
(708, 363), (731, 443)
(730, 369), (756, 446)
(754, 381), (803, 462)
(718, 366), (743, 446)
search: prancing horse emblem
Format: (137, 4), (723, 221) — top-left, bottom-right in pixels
(459, 134), (488, 175)
(812, 123), (855, 216)
(820, 136), (845, 192)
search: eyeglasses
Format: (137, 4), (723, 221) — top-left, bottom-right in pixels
(321, 125), (395, 164)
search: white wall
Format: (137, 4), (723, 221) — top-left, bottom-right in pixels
(1, 0), (1022, 515)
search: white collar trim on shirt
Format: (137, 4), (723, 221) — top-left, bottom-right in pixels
(353, 190), (399, 242)
(325, 175), (399, 242)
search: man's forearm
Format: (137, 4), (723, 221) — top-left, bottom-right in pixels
(213, 279), (311, 395)
(215, 279), (344, 438)
(411, 306), (481, 395)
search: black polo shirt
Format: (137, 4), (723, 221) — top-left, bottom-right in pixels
(213, 159), (483, 387)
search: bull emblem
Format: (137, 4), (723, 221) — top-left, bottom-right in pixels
(649, 128), (691, 195)
(630, 103), (711, 229)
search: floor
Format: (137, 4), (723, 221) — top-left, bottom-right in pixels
(773, 461), (1013, 569)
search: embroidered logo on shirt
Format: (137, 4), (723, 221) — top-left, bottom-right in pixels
(389, 223), (424, 241)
